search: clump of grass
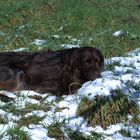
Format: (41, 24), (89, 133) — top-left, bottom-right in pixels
(119, 129), (131, 138)
(24, 103), (51, 114)
(47, 121), (105, 140)
(0, 133), (5, 139)
(77, 90), (139, 129)
(1, 101), (50, 116)
(13, 104), (41, 116)
(0, 117), (8, 124)
(1, 102), (17, 113)
(7, 126), (31, 140)
(1, 102), (32, 116)
(47, 122), (64, 139)
(28, 95), (42, 101)
(18, 114), (44, 126)
(0, 93), (14, 102)
(131, 115), (140, 124)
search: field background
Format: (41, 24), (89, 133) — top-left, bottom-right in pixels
(0, 0), (139, 57)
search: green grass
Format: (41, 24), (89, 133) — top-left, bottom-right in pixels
(18, 114), (44, 126)
(0, 0), (139, 57)
(0, 117), (8, 124)
(7, 126), (31, 140)
(47, 122), (64, 139)
(77, 89), (140, 129)
(46, 121), (105, 140)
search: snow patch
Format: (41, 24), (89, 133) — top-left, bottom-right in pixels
(31, 39), (47, 46)
(61, 44), (80, 48)
(112, 30), (124, 37)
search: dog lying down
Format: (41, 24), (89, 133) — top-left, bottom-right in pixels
(0, 47), (104, 95)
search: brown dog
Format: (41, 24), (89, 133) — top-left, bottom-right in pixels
(0, 47), (104, 95)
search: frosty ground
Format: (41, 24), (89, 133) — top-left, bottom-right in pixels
(0, 46), (140, 140)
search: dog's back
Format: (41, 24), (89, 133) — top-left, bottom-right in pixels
(0, 47), (104, 95)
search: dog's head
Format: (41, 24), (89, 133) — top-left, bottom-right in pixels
(76, 47), (104, 82)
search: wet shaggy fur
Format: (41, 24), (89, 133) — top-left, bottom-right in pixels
(0, 47), (104, 95)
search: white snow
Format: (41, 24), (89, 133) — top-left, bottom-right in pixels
(25, 110), (46, 118)
(19, 90), (47, 98)
(112, 30), (124, 37)
(14, 96), (40, 109)
(0, 109), (6, 115)
(71, 38), (81, 44)
(31, 39), (47, 46)
(61, 44), (80, 48)
(45, 95), (56, 102)
(13, 47), (28, 52)
(0, 91), (17, 98)
(22, 126), (55, 140)
(7, 113), (21, 122)
(52, 35), (61, 39)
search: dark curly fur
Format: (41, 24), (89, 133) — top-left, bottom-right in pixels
(0, 47), (104, 95)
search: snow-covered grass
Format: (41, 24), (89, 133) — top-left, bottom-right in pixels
(0, 48), (139, 140)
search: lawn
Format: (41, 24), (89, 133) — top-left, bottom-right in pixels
(0, 0), (139, 57)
